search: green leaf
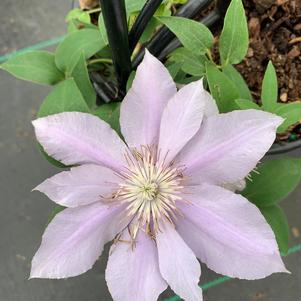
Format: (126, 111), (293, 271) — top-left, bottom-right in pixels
(94, 102), (121, 135)
(219, 0), (249, 65)
(126, 71), (136, 92)
(205, 63), (240, 113)
(261, 61), (278, 111)
(166, 62), (182, 79)
(274, 103), (301, 133)
(155, 3), (172, 16)
(177, 76), (201, 85)
(261, 205), (289, 254)
(165, 61), (186, 82)
(67, 19), (79, 33)
(173, 69), (187, 83)
(1, 51), (64, 85)
(169, 47), (207, 76)
(68, 18), (98, 33)
(223, 64), (252, 101)
(139, 18), (160, 43)
(66, 8), (91, 23)
(98, 14), (108, 46)
(37, 78), (90, 167)
(38, 78), (90, 117)
(55, 29), (106, 73)
(125, 0), (147, 13)
(242, 158), (301, 207)
(169, 0), (188, 3)
(157, 16), (214, 54)
(235, 99), (261, 110)
(71, 53), (96, 109)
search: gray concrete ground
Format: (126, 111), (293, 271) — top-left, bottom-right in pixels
(0, 1), (301, 300)
(0, 0), (70, 55)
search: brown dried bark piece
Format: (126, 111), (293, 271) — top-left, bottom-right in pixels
(280, 92), (288, 102)
(292, 227), (300, 238)
(288, 46), (301, 58)
(277, 0), (289, 6)
(79, 0), (99, 10)
(294, 23), (301, 32)
(249, 17), (261, 38)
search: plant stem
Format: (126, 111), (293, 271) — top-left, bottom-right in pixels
(206, 49), (214, 62)
(132, 0), (213, 68)
(128, 0), (164, 53)
(88, 58), (113, 65)
(99, 0), (132, 99)
(87, 8), (101, 14)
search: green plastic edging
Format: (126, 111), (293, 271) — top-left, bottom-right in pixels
(0, 36), (65, 63)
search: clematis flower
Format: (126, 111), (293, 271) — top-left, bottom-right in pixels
(31, 50), (288, 301)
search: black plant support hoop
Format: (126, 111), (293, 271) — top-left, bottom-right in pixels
(99, 0), (132, 99)
(132, 0), (215, 68)
(128, 0), (165, 53)
(267, 140), (301, 155)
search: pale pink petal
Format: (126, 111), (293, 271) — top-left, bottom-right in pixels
(158, 80), (205, 163)
(202, 88), (218, 117)
(32, 112), (128, 172)
(176, 184), (288, 279)
(120, 50), (177, 148)
(34, 164), (121, 207)
(157, 222), (203, 301)
(178, 110), (283, 185)
(30, 203), (127, 279)
(106, 230), (167, 301)
(176, 80), (218, 117)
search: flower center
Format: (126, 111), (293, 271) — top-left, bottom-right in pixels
(115, 145), (184, 238)
(140, 182), (159, 201)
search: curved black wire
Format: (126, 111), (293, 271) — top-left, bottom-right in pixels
(90, 72), (121, 103)
(128, 0), (164, 53)
(132, 0), (213, 68)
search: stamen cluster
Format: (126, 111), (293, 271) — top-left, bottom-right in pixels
(116, 146), (184, 238)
